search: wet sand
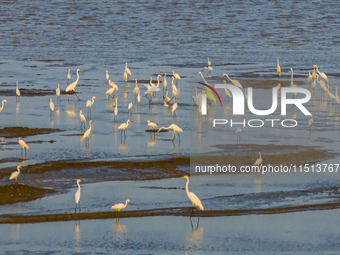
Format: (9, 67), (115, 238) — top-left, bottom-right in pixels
(0, 184), (55, 206)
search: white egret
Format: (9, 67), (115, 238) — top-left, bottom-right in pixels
(106, 87), (116, 98)
(142, 84), (160, 105)
(235, 127), (242, 135)
(313, 65), (328, 83)
(172, 102), (178, 117)
(125, 62), (131, 76)
(16, 81), (21, 99)
(308, 115), (313, 130)
(114, 98), (118, 119)
(81, 120), (93, 146)
(111, 199), (131, 217)
(235, 127), (242, 142)
(18, 137), (29, 155)
(156, 74), (162, 88)
(312, 75), (317, 89)
(316, 74), (327, 92)
(75, 179), (81, 212)
(163, 73), (168, 91)
(128, 102), (133, 115)
(0, 99), (9, 113)
(108, 80), (119, 90)
(66, 69), (83, 100)
(172, 71), (181, 85)
(86, 96), (98, 116)
(277, 57), (281, 76)
(163, 91), (171, 106)
(254, 152), (262, 166)
(133, 79), (140, 97)
(204, 66), (213, 72)
(118, 119), (132, 138)
(56, 84), (60, 100)
(197, 72), (208, 84)
(172, 71), (181, 80)
(67, 69), (71, 81)
(156, 124), (183, 141)
(307, 72), (312, 83)
(78, 110), (86, 128)
(172, 87), (178, 99)
(124, 70), (128, 82)
(311, 66), (316, 79)
(106, 70), (109, 81)
(326, 85), (336, 104)
(180, 175), (204, 217)
(147, 120), (157, 129)
(171, 76), (178, 92)
(9, 166), (21, 182)
(49, 98), (54, 116)
(276, 83), (281, 94)
(221, 74), (243, 89)
(149, 77), (155, 87)
(207, 58), (211, 66)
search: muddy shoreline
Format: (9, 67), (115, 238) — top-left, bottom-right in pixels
(2, 202), (340, 224)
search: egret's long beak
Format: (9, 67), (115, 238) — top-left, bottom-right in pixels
(6, 101), (9, 105)
(180, 176), (185, 179)
(156, 129), (162, 134)
(79, 69), (83, 72)
(160, 75), (164, 78)
(95, 97), (98, 100)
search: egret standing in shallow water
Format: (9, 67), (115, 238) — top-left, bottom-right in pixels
(277, 57), (281, 76)
(172, 102), (178, 117)
(18, 137), (29, 155)
(75, 179), (81, 212)
(86, 96), (98, 117)
(172, 71), (181, 85)
(78, 110), (86, 128)
(9, 166), (21, 182)
(111, 199), (131, 218)
(254, 152), (262, 166)
(308, 115), (313, 130)
(146, 120), (157, 130)
(180, 175), (204, 218)
(128, 102), (133, 116)
(221, 74), (243, 89)
(81, 120), (93, 147)
(49, 98), (54, 117)
(16, 81), (20, 101)
(118, 119), (132, 139)
(105, 70), (109, 81)
(312, 65), (328, 83)
(67, 69), (71, 82)
(66, 69), (83, 100)
(156, 124), (183, 142)
(235, 127), (242, 142)
(56, 84), (60, 101)
(0, 99), (9, 113)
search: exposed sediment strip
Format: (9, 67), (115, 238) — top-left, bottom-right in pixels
(2, 202), (340, 224)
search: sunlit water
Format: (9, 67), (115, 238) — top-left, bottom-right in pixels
(1, 0), (340, 253)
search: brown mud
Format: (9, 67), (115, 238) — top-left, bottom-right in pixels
(0, 184), (55, 206)
(0, 126), (61, 138)
(1, 202), (340, 224)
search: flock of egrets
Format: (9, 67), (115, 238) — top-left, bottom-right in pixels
(3, 57), (335, 217)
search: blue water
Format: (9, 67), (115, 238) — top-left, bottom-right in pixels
(1, 1), (340, 253)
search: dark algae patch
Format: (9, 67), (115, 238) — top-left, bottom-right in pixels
(0, 126), (61, 138)
(0, 184), (55, 206)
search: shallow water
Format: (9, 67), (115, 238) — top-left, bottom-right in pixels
(1, 0), (340, 253)
(2, 209), (340, 254)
